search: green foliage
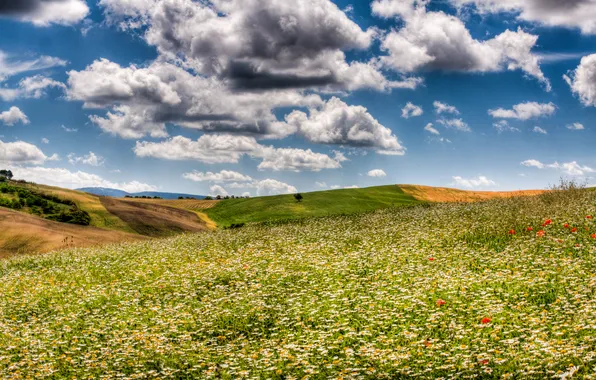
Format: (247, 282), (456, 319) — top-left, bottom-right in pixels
(205, 185), (419, 228)
(294, 193), (303, 202)
(0, 169), (13, 180)
(0, 183), (90, 225)
(1, 187), (596, 377)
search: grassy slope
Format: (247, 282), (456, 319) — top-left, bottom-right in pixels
(205, 185), (420, 227)
(1, 189), (596, 377)
(17, 182), (135, 233)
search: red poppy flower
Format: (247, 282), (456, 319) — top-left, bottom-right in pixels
(428, 257), (435, 261)
(536, 230), (545, 237)
(481, 317), (491, 324)
(480, 359), (489, 365)
(564, 223), (570, 228)
(544, 219), (552, 225)
(508, 229), (516, 235)
(591, 233), (596, 239)
(527, 227), (533, 232)
(571, 227), (578, 233)
(436, 299), (446, 307)
(557, 239), (563, 243)
(587, 215), (593, 219)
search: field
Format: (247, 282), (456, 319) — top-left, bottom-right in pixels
(204, 185), (420, 227)
(1, 186), (596, 378)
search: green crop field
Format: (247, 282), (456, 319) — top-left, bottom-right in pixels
(205, 185), (421, 227)
(1, 185), (596, 378)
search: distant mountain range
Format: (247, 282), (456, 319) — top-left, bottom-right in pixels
(77, 187), (207, 200)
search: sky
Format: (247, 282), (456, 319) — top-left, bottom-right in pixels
(0, 0), (595, 197)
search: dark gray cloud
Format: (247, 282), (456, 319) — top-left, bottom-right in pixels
(0, 0), (88, 25)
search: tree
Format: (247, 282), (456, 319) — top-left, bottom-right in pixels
(204, 196), (213, 200)
(294, 193), (303, 202)
(0, 169), (13, 180)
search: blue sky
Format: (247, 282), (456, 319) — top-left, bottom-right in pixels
(1, 0), (595, 196)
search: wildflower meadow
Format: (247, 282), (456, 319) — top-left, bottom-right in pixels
(1, 186), (596, 378)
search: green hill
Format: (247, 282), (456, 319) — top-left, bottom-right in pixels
(204, 185), (421, 227)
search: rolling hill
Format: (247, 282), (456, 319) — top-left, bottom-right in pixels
(0, 181), (546, 256)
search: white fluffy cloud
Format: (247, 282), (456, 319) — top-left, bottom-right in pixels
(0, 107), (29, 126)
(67, 59), (323, 139)
(67, 151), (105, 167)
(373, 3), (549, 89)
(228, 179), (298, 196)
(209, 185), (229, 197)
(533, 126), (548, 134)
(0, 140), (48, 164)
(0, 50), (67, 81)
(183, 170), (253, 183)
(488, 102), (556, 120)
(0, 75), (66, 101)
(424, 122), (440, 135)
(565, 54), (596, 106)
(0, 0), (89, 26)
(567, 122), (585, 131)
(134, 134), (262, 164)
(257, 148), (345, 172)
(433, 101), (460, 115)
(97, 0), (415, 92)
(437, 118), (471, 132)
(285, 97), (405, 155)
(401, 102), (423, 119)
(367, 169), (387, 177)
(452, 0), (596, 35)
(451, 175), (496, 188)
(521, 159), (595, 176)
(134, 134), (344, 172)
(11, 166), (157, 192)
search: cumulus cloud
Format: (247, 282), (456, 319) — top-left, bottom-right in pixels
(257, 148), (345, 172)
(373, 2), (550, 89)
(367, 169), (387, 177)
(567, 122), (585, 130)
(0, 140), (48, 164)
(488, 102), (556, 120)
(67, 59), (323, 139)
(401, 102), (423, 118)
(493, 120), (520, 133)
(285, 97), (406, 155)
(0, 107), (29, 126)
(11, 166), (156, 192)
(0, 75), (66, 101)
(0, 50), (67, 81)
(67, 151), (105, 167)
(521, 159), (595, 176)
(533, 126), (548, 134)
(183, 170), (253, 183)
(209, 185), (229, 197)
(97, 0), (416, 92)
(424, 122), (440, 135)
(451, 175), (496, 188)
(134, 134), (262, 164)
(437, 118), (471, 132)
(0, 0), (89, 26)
(452, 0), (596, 35)
(134, 134), (344, 172)
(565, 54), (596, 106)
(433, 101), (460, 115)
(228, 179), (298, 196)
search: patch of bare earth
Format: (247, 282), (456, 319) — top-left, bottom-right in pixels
(100, 198), (210, 237)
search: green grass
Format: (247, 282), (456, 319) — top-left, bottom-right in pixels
(1, 186), (596, 378)
(205, 185), (420, 227)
